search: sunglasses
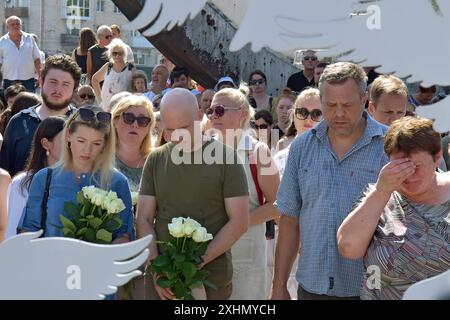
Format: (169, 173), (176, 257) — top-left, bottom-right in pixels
(249, 79), (265, 86)
(303, 56), (318, 61)
(250, 122), (269, 129)
(104, 35), (113, 39)
(122, 112), (152, 127)
(294, 107), (323, 122)
(112, 51), (124, 57)
(76, 108), (111, 126)
(79, 93), (95, 100)
(206, 105), (241, 119)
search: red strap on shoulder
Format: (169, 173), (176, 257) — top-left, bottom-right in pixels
(248, 149), (264, 206)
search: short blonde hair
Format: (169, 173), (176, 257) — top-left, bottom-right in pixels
(369, 75), (408, 103)
(112, 95), (154, 157)
(61, 107), (115, 189)
(214, 88), (255, 128)
(294, 87), (320, 107)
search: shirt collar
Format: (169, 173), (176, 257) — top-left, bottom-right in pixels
(312, 110), (386, 142)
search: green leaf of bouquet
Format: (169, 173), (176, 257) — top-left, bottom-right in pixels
(60, 215), (76, 232)
(76, 227), (88, 237)
(61, 227), (75, 238)
(64, 202), (80, 218)
(156, 278), (173, 289)
(202, 279), (217, 290)
(88, 217), (103, 229)
(84, 228), (96, 242)
(152, 255), (170, 268)
(76, 191), (85, 205)
(181, 262), (197, 280)
(96, 229), (112, 243)
(173, 252), (186, 263)
(188, 281), (203, 290)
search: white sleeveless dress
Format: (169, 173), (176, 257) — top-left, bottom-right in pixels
(230, 133), (271, 300)
(100, 63), (133, 109)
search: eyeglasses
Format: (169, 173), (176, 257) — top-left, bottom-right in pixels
(79, 93), (95, 100)
(112, 51), (124, 57)
(294, 107), (323, 122)
(122, 112), (152, 127)
(250, 121), (269, 129)
(206, 105), (241, 119)
(78, 107), (111, 125)
(249, 79), (265, 86)
(303, 56), (318, 61)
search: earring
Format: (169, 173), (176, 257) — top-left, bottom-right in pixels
(46, 151), (50, 157)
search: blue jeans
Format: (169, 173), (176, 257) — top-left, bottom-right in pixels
(3, 78), (36, 93)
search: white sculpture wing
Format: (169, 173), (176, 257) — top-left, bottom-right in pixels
(0, 231), (152, 300)
(123, 0), (207, 37)
(403, 269), (450, 300)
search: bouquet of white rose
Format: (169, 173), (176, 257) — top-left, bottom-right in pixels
(146, 217), (216, 300)
(58, 186), (126, 244)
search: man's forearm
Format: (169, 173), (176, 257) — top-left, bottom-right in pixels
(136, 218), (159, 261)
(34, 59), (41, 78)
(272, 215), (300, 289)
(202, 219), (247, 265)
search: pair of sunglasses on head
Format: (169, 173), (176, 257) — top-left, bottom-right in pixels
(75, 108), (151, 128)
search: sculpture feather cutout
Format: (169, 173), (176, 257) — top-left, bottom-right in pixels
(0, 231), (152, 300)
(403, 269), (450, 300)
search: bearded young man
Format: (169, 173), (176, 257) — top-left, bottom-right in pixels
(0, 55), (80, 176)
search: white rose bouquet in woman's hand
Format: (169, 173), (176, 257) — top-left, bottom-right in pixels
(146, 217), (216, 300)
(58, 186), (125, 244)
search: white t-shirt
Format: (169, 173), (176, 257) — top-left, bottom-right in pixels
(5, 172), (28, 239)
(0, 32), (41, 80)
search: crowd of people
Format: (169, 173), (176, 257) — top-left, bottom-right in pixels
(0, 15), (449, 301)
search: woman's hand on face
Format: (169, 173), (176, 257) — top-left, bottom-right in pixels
(375, 158), (416, 195)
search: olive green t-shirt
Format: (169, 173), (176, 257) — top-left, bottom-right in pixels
(140, 139), (249, 288)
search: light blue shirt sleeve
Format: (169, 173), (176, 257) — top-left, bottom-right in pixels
(19, 168), (48, 233)
(111, 171), (135, 241)
(275, 139), (302, 217)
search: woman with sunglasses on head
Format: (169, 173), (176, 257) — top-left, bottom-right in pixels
(5, 116), (65, 239)
(19, 106), (134, 246)
(207, 88), (280, 300)
(112, 95), (154, 193)
(92, 38), (136, 110)
(248, 70), (273, 113)
(274, 88), (322, 176)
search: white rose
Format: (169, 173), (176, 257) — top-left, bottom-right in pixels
(82, 186), (97, 200)
(131, 192), (139, 206)
(105, 198), (126, 214)
(91, 190), (107, 207)
(192, 227), (210, 243)
(168, 218), (185, 238)
(182, 218), (201, 237)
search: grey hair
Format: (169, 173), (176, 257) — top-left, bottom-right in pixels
(97, 25), (112, 36)
(6, 16), (22, 26)
(318, 62), (368, 96)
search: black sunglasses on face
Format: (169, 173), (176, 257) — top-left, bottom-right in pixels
(122, 112), (152, 127)
(206, 105), (241, 119)
(79, 93), (95, 100)
(303, 56), (318, 61)
(249, 79), (265, 86)
(104, 35), (113, 39)
(295, 107), (323, 122)
(250, 121), (269, 129)
(78, 107), (111, 125)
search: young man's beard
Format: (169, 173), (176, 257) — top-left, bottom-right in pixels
(42, 92), (73, 111)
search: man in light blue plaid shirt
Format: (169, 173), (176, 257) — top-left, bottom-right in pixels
(271, 62), (388, 300)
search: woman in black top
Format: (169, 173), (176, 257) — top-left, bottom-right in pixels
(72, 28), (97, 75)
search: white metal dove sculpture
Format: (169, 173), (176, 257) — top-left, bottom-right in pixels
(0, 231), (152, 300)
(124, 0), (450, 132)
(403, 269), (450, 300)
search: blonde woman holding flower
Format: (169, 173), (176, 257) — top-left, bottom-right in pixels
(112, 95), (154, 193)
(19, 106), (134, 244)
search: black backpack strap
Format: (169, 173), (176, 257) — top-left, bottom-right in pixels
(40, 168), (53, 236)
(106, 62), (113, 76)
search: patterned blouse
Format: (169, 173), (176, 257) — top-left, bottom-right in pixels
(361, 184), (450, 300)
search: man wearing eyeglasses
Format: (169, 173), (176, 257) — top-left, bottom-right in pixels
(86, 25), (113, 82)
(0, 16), (42, 93)
(287, 50), (319, 93)
(272, 62), (388, 300)
(0, 55), (80, 176)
